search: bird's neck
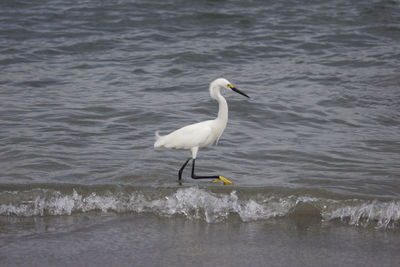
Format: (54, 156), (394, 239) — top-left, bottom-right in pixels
(216, 93), (228, 126)
(209, 83), (228, 128)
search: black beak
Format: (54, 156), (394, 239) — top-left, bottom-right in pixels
(232, 87), (250, 98)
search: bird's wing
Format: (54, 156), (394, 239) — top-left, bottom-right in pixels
(158, 121), (214, 150)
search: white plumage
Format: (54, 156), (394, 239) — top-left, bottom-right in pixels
(154, 78), (249, 183)
(155, 120), (214, 150)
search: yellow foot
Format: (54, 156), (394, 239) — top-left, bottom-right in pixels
(212, 176), (233, 185)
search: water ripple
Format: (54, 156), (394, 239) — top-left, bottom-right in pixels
(0, 0), (399, 200)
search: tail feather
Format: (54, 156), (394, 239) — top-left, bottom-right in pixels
(155, 131), (161, 140)
(154, 131), (164, 148)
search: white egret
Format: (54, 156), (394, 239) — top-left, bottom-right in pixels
(154, 78), (249, 185)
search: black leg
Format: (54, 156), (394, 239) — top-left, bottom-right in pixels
(191, 159), (220, 179)
(178, 158), (192, 180)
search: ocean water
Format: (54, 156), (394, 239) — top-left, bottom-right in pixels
(1, 0), (400, 265)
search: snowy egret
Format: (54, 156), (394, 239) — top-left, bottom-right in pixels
(154, 78), (249, 185)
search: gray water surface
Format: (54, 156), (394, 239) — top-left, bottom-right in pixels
(2, 1), (400, 265)
(1, 0), (400, 233)
(1, 0), (399, 196)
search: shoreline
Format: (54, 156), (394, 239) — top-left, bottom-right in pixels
(1, 213), (400, 267)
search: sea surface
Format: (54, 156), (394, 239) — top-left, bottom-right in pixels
(1, 0), (400, 266)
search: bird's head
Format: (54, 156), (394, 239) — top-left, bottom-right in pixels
(210, 78), (250, 99)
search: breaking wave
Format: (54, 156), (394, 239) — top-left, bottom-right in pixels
(1, 185), (399, 229)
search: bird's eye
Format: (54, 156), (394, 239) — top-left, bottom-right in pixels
(227, 84), (233, 89)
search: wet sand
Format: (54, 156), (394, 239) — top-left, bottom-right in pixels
(1, 214), (399, 267)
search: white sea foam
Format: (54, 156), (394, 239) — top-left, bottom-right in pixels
(322, 200), (400, 229)
(1, 187), (399, 229)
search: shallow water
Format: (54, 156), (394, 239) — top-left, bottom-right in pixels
(1, 0), (400, 265)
